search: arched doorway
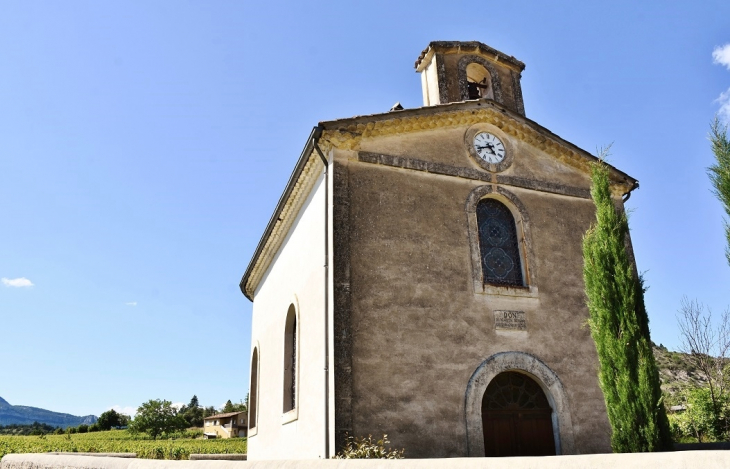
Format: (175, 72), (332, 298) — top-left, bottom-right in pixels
(465, 352), (575, 456)
(481, 372), (556, 457)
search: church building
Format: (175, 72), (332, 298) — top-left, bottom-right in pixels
(239, 41), (638, 460)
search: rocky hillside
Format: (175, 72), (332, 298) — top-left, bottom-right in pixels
(0, 396), (97, 429)
(653, 345), (711, 405)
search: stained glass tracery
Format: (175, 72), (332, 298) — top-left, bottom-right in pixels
(476, 199), (524, 286)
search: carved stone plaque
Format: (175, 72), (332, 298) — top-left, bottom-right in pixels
(494, 310), (526, 331)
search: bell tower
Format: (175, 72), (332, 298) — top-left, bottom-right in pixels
(415, 41), (526, 116)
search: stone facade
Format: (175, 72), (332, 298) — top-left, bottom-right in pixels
(241, 41), (638, 459)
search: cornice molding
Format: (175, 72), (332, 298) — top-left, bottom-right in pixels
(243, 151), (322, 300)
(414, 41), (525, 72)
(320, 106), (635, 195)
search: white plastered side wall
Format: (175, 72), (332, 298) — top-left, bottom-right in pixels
(248, 171), (328, 460)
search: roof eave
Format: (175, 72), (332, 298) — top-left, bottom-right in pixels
(239, 127), (322, 301)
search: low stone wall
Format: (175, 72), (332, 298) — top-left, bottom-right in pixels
(188, 456), (247, 461)
(44, 453), (137, 458)
(4, 452), (730, 469)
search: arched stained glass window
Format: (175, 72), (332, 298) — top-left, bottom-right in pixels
(249, 347), (259, 430)
(477, 199), (524, 286)
(283, 305), (297, 413)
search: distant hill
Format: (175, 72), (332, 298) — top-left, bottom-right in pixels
(652, 344), (720, 408)
(0, 396), (97, 429)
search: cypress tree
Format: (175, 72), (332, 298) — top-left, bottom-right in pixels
(582, 159), (672, 452)
(708, 117), (730, 266)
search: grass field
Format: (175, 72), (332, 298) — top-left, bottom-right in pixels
(0, 429), (247, 460)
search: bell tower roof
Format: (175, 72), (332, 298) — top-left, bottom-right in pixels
(414, 41), (525, 72)
(415, 41), (527, 115)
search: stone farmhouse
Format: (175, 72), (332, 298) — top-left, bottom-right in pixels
(240, 41), (638, 460)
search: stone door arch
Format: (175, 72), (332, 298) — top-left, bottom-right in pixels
(464, 352), (575, 456)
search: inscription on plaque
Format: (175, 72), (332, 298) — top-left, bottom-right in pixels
(494, 310), (526, 331)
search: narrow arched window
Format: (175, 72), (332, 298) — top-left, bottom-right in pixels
(477, 198), (524, 286)
(283, 305), (297, 413)
(249, 347), (259, 431)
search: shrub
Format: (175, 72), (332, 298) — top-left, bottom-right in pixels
(77, 425), (88, 434)
(671, 387), (730, 442)
(334, 434), (404, 459)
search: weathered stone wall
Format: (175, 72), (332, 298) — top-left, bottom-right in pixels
(332, 121), (614, 457)
(437, 51), (523, 114)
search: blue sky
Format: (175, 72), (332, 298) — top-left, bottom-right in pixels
(1, 1), (729, 418)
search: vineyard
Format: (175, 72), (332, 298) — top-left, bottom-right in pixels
(0, 430), (247, 460)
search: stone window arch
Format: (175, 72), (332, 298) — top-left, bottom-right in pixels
(464, 351), (576, 456)
(465, 185), (537, 295)
(458, 55), (503, 104)
(477, 198), (523, 287)
(283, 303), (299, 421)
(248, 344), (260, 436)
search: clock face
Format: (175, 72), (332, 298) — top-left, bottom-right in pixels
(473, 132), (506, 164)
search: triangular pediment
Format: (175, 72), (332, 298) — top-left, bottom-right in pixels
(319, 100), (636, 197)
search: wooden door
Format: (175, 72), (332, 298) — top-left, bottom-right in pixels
(482, 372), (556, 457)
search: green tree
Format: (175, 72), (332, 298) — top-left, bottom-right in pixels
(582, 157), (673, 452)
(222, 400), (234, 413)
(202, 406), (217, 418)
(118, 413), (131, 427)
(130, 399), (188, 440)
(708, 117), (730, 266)
(230, 399), (247, 413)
(97, 409), (130, 431)
(180, 395), (204, 427)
